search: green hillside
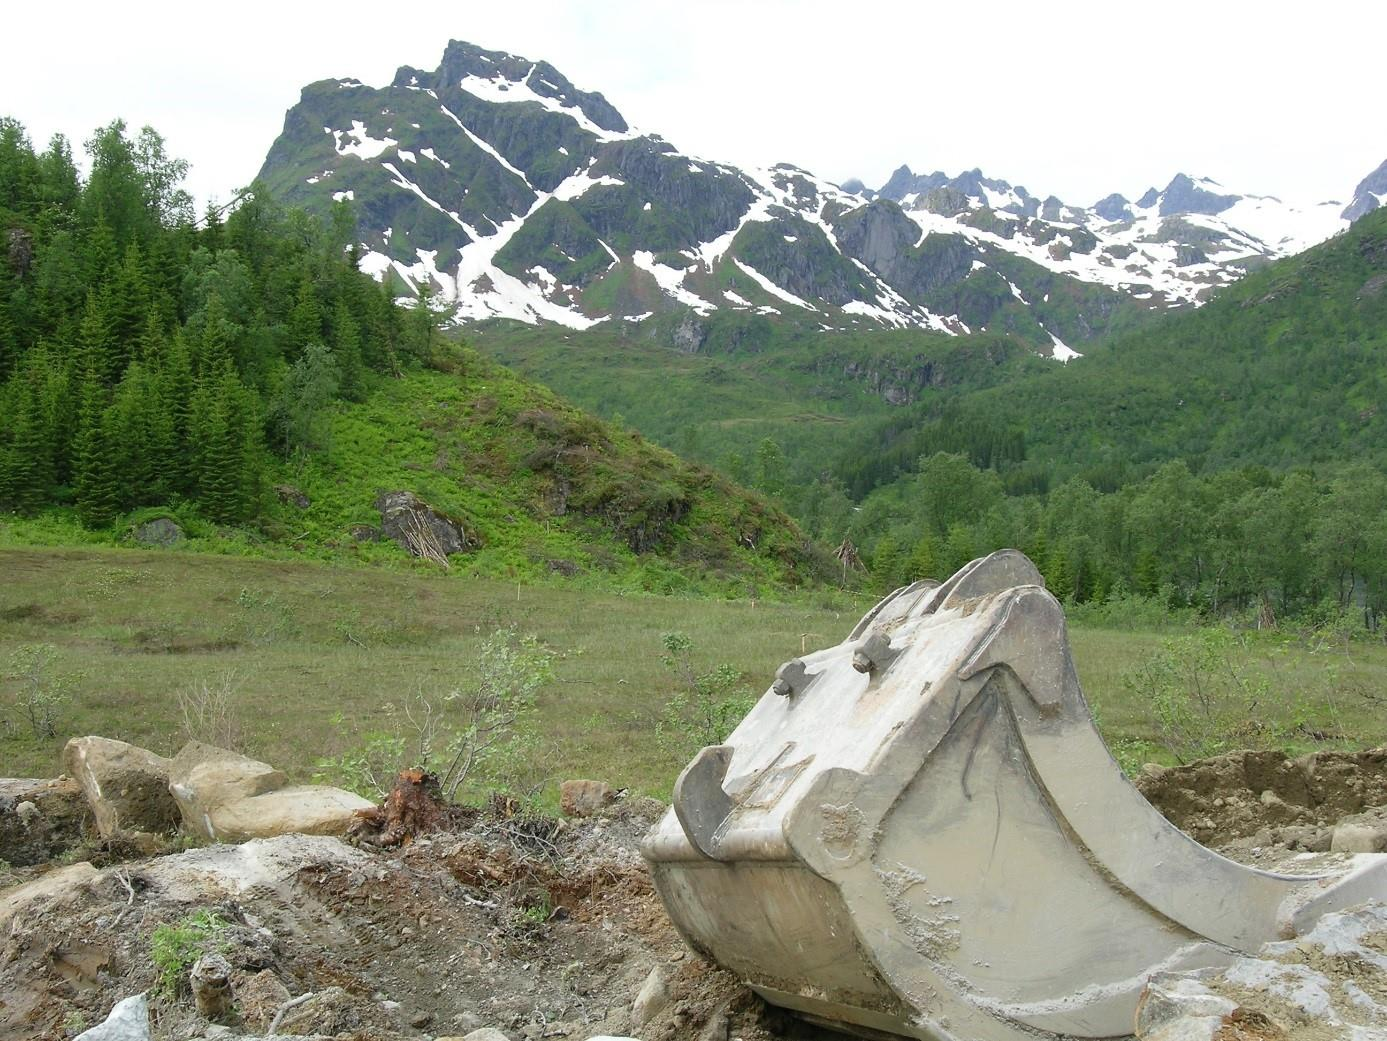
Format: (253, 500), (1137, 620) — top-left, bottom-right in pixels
(472, 212), (1387, 626)
(0, 117), (817, 596)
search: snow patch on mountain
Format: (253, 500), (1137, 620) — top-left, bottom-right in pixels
(457, 65), (642, 143)
(331, 121), (397, 160)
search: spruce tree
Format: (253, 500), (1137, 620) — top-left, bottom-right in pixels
(72, 377), (120, 527)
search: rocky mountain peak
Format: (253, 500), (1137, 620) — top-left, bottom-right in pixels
(1154, 173), (1240, 217)
(391, 39), (629, 135)
(1344, 158), (1387, 222)
(257, 39), (1377, 356)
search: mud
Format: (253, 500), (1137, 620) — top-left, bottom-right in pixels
(4, 749), (1387, 1041)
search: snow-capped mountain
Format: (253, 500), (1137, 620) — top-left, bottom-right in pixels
(871, 168), (1348, 306)
(258, 40), (1377, 358)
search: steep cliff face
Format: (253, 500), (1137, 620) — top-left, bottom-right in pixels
(1344, 159), (1387, 222)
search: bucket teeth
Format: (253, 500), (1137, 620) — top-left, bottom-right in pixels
(850, 630), (898, 675)
(772, 658), (808, 697)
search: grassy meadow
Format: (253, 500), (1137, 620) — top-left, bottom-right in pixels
(2, 545), (1384, 804)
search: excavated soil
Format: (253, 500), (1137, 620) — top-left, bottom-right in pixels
(0, 798), (832, 1041)
(1135, 747), (1387, 862)
(4, 748), (1387, 1041)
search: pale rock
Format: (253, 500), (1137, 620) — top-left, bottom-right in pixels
(631, 965), (670, 1028)
(74, 992), (150, 1040)
(1135, 974), (1235, 1041)
(561, 779), (615, 817)
(63, 737), (177, 839)
(459, 1029), (514, 1041)
(0, 861), (97, 929)
(199, 785), (374, 842)
(168, 741), (286, 830)
(1330, 822), (1387, 853)
(168, 741), (371, 842)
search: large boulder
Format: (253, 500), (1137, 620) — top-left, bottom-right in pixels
(63, 737), (178, 840)
(169, 741), (372, 842)
(201, 786), (375, 843)
(130, 516), (184, 547)
(375, 491), (479, 561)
(0, 776), (87, 865)
(168, 741), (287, 829)
(560, 779), (616, 818)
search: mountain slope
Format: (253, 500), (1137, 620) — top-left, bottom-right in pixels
(259, 40), (1380, 361)
(279, 346), (823, 594)
(1345, 159), (1387, 222)
(870, 167), (1348, 306)
(861, 206), (1387, 493)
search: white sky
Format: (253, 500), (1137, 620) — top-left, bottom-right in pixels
(8, 1), (1384, 211)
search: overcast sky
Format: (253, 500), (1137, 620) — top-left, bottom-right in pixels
(8, 1), (1383, 211)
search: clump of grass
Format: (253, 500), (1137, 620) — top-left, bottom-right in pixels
(149, 908), (230, 998)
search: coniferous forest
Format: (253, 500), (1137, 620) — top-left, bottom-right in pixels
(2, 115), (1386, 629)
(0, 117), (434, 528)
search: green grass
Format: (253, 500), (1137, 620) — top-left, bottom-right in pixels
(2, 547), (1383, 801)
(1, 344), (823, 599)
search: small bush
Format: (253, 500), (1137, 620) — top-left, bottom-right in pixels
(149, 909), (229, 998)
(6, 643), (73, 738)
(177, 671), (244, 750)
(655, 631), (755, 759)
(315, 626), (556, 802)
(1121, 628), (1271, 764)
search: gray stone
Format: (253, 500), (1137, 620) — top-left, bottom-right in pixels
(460, 1029), (513, 1041)
(274, 484), (310, 508)
(190, 952), (234, 1021)
(74, 993), (150, 1041)
(376, 491), (477, 560)
(130, 517), (183, 547)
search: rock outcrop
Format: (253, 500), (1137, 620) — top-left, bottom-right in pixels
(375, 491), (479, 562)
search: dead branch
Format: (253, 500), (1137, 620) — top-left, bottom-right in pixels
(266, 991), (315, 1036)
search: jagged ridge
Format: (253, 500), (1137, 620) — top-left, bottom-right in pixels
(258, 40), (1380, 361)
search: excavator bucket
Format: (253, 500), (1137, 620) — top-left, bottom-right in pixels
(641, 550), (1387, 1040)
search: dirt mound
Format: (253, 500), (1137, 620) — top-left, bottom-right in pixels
(1136, 748), (1387, 849)
(0, 799), (836, 1041)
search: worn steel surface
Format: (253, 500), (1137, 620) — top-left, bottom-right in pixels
(641, 550), (1387, 1040)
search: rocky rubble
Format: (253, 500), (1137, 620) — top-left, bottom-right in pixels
(5, 742), (1387, 1041)
(1136, 748), (1387, 865)
(1136, 903), (1387, 1040)
(0, 798), (819, 1041)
